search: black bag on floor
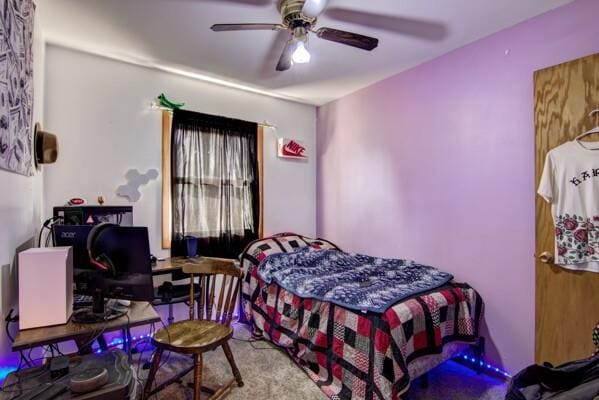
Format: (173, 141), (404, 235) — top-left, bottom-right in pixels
(505, 353), (599, 400)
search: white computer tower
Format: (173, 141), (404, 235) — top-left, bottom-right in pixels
(18, 247), (73, 329)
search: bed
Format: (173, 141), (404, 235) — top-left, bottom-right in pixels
(239, 233), (484, 400)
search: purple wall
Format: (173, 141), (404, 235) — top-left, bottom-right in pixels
(316, 0), (599, 373)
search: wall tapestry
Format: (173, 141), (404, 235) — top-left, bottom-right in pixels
(0, 0), (34, 176)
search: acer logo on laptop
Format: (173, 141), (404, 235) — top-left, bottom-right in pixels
(278, 138), (307, 159)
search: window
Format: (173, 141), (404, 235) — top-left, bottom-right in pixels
(162, 110), (264, 257)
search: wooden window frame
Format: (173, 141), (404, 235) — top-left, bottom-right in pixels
(161, 111), (264, 249)
(161, 110), (173, 249)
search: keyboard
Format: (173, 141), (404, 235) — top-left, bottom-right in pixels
(73, 294), (93, 309)
(73, 296), (129, 310)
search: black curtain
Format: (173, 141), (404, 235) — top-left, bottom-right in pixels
(171, 109), (259, 259)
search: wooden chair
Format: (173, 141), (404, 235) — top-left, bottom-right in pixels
(143, 257), (243, 400)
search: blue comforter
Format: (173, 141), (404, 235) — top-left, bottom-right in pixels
(257, 248), (453, 313)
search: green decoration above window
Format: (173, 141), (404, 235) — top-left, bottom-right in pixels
(157, 93), (185, 110)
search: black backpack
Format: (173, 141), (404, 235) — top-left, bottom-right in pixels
(506, 353), (599, 400)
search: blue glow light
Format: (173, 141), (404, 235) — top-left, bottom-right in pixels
(455, 352), (512, 378)
(0, 366), (17, 382)
(90, 329), (157, 354)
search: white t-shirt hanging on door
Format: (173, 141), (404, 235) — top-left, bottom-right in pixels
(538, 140), (599, 273)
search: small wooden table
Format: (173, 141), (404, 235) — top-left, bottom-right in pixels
(12, 301), (160, 354)
(1, 350), (133, 400)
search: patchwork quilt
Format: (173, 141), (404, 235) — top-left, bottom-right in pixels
(239, 233), (483, 400)
(258, 247), (453, 313)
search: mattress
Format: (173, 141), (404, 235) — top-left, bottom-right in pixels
(240, 234), (484, 400)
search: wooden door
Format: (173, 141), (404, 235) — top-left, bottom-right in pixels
(535, 53), (599, 365)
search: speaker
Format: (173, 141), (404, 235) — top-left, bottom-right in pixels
(18, 247), (73, 329)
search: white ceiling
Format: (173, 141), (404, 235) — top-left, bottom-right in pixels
(37, 0), (573, 105)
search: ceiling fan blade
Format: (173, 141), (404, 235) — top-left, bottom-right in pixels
(324, 8), (448, 41)
(315, 27), (378, 51)
(276, 40), (294, 72)
(302, 0), (329, 18)
(211, 23), (285, 32)
(259, 30), (292, 78)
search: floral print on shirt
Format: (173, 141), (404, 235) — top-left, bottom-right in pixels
(555, 214), (599, 264)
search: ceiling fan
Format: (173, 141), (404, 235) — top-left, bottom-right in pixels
(211, 0), (379, 72)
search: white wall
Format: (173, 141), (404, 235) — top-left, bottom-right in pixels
(0, 8), (45, 364)
(43, 45), (317, 258)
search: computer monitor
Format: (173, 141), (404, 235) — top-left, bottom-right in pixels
(72, 226), (154, 323)
(52, 225), (94, 271)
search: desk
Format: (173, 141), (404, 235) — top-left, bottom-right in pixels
(13, 301), (160, 354)
(152, 256), (238, 276)
(152, 256), (206, 276)
(152, 257), (185, 276)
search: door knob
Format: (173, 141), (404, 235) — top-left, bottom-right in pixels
(538, 251), (554, 264)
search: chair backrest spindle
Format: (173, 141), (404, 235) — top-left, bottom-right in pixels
(206, 274), (216, 320)
(222, 274), (236, 324)
(184, 258), (242, 327)
(224, 279), (241, 326)
(198, 275), (206, 320)
(215, 275), (227, 323)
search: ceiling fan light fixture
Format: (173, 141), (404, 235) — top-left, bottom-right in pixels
(292, 40), (311, 64)
(302, 0), (329, 18)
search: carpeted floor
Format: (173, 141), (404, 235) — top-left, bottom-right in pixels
(136, 323), (507, 400)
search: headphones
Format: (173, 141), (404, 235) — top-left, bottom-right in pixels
(87, 223), (117, 276)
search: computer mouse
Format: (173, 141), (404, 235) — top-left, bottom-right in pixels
(116, 299), (131, 307)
